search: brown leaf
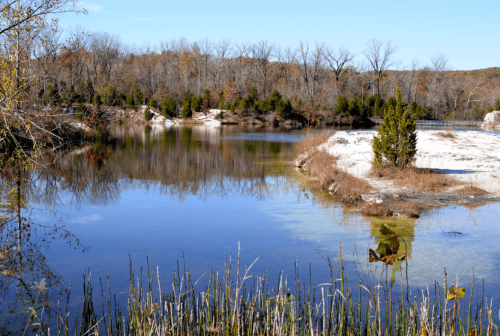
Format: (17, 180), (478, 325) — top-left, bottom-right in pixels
(369, 249), (380, 263)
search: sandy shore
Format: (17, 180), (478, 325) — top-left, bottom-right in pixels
(316, 130), (500, 203)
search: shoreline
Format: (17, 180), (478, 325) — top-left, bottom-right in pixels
(296, 130), (500, 217)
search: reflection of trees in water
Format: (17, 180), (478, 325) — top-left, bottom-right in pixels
(368, 217), (415, 285)
(0, 167), (85, 333)
(36, 126), (296, 206)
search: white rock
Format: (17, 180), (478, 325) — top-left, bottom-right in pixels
(482, 111), (500, 127)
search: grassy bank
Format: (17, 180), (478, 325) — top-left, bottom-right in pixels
(17, 247), (499, 336)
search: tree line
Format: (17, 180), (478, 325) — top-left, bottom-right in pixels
(21, 30), (500, 121)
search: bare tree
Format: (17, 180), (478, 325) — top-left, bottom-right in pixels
(211, 39), (231, 90)
(276, 46), (296, 97)
(428, 53), (450, 118)
(399, 59), (423, 103)
(89, 32), (121, 84)
(233, 41), (251, 94)
(309, 42), (328, 103)
(462, 76), (484, 120)
(252, 40), (275, 98)
(296, 41), (311, 99)
(323, 46), (354, 99)
(363, 39), (398, 96)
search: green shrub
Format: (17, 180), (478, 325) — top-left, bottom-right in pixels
(103, 86), (118, 106)
(335, 96), (348, 113)
(126, 93), (135, 107)
(182, 95), (192, 118)
(191, 96), (203, 112)
(276, 99), (292, 118)
(373, 87), (417, 168)
(160, 95), (177, 117)
(147, 98), (158, 109)
(75, 102), (85, 121)
(144, 106), (152, 121)
(347, 98), (359, 116)
(93, 93), (102, 107)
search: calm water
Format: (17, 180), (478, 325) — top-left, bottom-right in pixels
(1, 125), (499, 332)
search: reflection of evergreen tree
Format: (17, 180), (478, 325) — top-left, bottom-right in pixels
(369, 217), (415, 285)
(269, 142), (282, 157)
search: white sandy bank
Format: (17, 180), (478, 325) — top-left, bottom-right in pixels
(317, 130), (500, 197)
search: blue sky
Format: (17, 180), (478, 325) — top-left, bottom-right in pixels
(61, 0), (500, 70)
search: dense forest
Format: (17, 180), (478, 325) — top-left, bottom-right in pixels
(9, 27), (500, 121)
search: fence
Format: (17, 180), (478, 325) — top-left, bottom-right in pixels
(370, 118), (484, 126)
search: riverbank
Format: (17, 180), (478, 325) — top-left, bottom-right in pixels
(66, 104), (376, 128)
(296, 130), (500, 217)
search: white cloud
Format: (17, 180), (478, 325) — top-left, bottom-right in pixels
(77, 1), (103, 12)
(138, 17), (155, 21)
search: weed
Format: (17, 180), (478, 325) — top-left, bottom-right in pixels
(294, 131), (331, 158)
(21, 249), (500, 336)
(371, 165), (454, 192)
(305, 149), (370, 203)
(435, 131), (457, 140)
(455, 186), (488, 196)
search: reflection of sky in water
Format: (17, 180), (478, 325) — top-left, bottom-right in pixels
(43, 175), (500, 307)
(267, 195), (500, 301)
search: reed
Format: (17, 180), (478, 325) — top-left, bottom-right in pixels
(22, 246), (499, 336)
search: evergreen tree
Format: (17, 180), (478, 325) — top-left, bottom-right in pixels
(276, 98), (292, 118)
(182, 95), (192, 118)
(147, 98), (158, 108)
(144, 106), (152, 120)
(335, 96), (348, 113)
(372, 87), (417, 168)
(347, 98), (359, 116)
(191, 96), (203, 112)
(85, 80), (95, 103)
(126, 93), (135, 107)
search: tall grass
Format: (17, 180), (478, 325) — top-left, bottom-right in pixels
(22, 246), (499, 336)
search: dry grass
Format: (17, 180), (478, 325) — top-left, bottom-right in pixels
(371, 165), (454, 192)
(434, 131), (457, 140)
(393, 202), (425, 218)
(306, 149), (370, 203)
(294, 130), (332, 157)
(360, 202), (393, 217)
(455, 185), (488, 196)
(483, 121), (500, 128)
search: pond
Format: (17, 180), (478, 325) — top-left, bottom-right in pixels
(1, 125), (499, 333)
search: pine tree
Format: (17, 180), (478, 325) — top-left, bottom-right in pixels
(373, 87), (417, 168)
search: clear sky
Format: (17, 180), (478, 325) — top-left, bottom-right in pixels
(60, 0), (500, 70)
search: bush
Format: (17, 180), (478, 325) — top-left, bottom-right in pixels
(126, 93), (135, 107)
(93, 93), (102, 107)
(191, 96), (203, 112)
(103, 86), (118, 106)
(144, 106), (152, 121)
(147, 98), (158, 109)
(347, 98), (359, 116)
(85, 104), (109, 141)
(335, 96), (348, 113)
(160, 95), (177, 117)
(75, 102), (86, 121)
(182, 95), (192, 118)
(373, 87), (417, 168)
(276, 99), (292, 118)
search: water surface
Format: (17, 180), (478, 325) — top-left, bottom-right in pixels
(1, 125), (499, 332)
